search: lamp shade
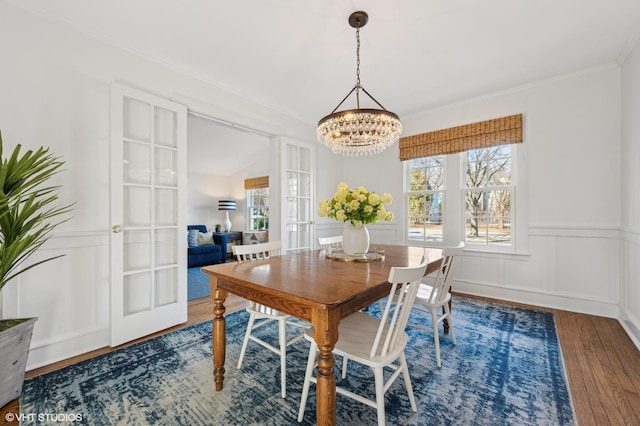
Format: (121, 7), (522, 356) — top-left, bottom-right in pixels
(218, 200), (236, 211)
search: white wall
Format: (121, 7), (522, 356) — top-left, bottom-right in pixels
(186, 171), (233, 229)
(0, 3), (314, 369)
(337, 66), (623, 321)
(620, 38), (640, 348)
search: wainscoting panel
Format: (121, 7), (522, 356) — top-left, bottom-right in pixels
(1, 231), (111, 370)
(454, 226), (621, 319)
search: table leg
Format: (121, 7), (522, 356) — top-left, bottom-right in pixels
(211, 277), (228, 391)
(312, 308), (340, 425)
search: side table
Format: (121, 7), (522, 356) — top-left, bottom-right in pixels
(213, 231), (243, 259)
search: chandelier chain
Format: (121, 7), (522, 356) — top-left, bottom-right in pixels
(356, 26), (361, 87)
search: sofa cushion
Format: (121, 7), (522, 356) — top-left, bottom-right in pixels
(197, 231), (215, 246)
(187, 229), (199, 247)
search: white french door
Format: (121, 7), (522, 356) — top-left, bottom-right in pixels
(109, 83), (188, 347)
(281, 138), (315, 252)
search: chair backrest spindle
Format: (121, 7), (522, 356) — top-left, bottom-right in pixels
(233, 241), (282, 262)
(427, 242), (464, 304)
(369, 256), (429, 358)
(318, 235), (343, 250)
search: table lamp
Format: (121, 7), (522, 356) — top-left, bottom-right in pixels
(218, 200), (236, 232)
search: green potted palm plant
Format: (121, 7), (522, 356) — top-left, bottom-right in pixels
(0, 131), (72, 408)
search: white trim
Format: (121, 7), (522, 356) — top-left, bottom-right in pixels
(454, 278), (620, 319)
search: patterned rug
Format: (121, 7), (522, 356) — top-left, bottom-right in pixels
(20, 297), (575, 425)
(187, 267), (210, 301)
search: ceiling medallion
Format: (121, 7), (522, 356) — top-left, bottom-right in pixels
(316, 11), (402, 156)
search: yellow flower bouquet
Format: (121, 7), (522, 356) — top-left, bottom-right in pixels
(319, 182), (394, 227)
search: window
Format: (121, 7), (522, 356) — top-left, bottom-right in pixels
(407, 156), (445, 243)
(247, 187), (269, 230)
(463, 145), (513, 247)
(405, 144), (518, 250)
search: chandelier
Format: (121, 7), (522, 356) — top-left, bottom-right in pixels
(317, 11), (402, 156)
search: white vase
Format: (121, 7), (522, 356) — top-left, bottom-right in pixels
(342, 222), (370, 255)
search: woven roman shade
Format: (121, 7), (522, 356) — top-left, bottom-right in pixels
(244, 176), (269, 190)
(399, 114), (523, 161)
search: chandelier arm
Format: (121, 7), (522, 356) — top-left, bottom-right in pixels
(359, 86), (389, 111)
(329, 85), (359, 115)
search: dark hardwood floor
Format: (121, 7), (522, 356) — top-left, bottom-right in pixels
(2, 294), (639, 425)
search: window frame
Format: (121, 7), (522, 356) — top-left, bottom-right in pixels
(246, 187), (270, 231)
(404, 143), (527, 254)
(461, 144), (515, 251)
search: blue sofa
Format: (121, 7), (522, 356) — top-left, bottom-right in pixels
(187, 225), (228, 267)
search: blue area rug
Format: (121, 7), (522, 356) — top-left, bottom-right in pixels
(187, 267), (210, 301)
(20, 297), (575, 425)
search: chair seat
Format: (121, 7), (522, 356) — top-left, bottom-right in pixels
(233, 241), (306, 399)
(406, 242), (464, 369)
(415, 284), (452, 307)
(304, 313), (408, 365)
(298, 257), (429, 426)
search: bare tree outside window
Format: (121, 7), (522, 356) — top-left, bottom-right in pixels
(464, 146), (512, 245)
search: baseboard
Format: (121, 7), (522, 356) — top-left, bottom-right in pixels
(26, 327), (109, 371)
(453, 278), (620, 319)
(619, 306), (640, 351)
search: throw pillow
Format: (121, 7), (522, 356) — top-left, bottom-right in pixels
(197, 231), (215, 246)
(187, 229), (199, 247)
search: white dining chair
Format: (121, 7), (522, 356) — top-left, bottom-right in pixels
(233, 241), (305, 398)
(408, 242), (464, 368)
(317, 235), (343, 250)
(297, 257), (429, 426)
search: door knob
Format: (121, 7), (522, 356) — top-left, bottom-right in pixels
(112, 224), (122, 233)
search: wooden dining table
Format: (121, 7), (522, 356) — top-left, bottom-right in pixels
(201, 244), (443, 425)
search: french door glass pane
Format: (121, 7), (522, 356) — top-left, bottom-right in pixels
(287, 144), (298, 169)
(299, 172), (310, 197)
(287, 198), (297, 221)
(287, 171), (298, 196)
(155, 188), (177, 226)
(155, 229), (177, 266)
(154, 107), (177, 148)
(123, 187), (151, 227)
(154, 268), (177, 307)
(298, 198), (310, 221)
(123, 98), (150, 142)
(299, 147), (310, 172)
(123, 272), (152, 316)
(123, 230), (151, 271)
(155, 147), (177, 186)
(286, 223), (298, 249)
(123, 141), (150, 184)
(297, 223), (310, 247)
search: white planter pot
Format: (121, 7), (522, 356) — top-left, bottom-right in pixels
(0, 317), (37, 408)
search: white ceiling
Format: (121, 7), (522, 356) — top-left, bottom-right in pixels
(10, 0), (640, 171)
